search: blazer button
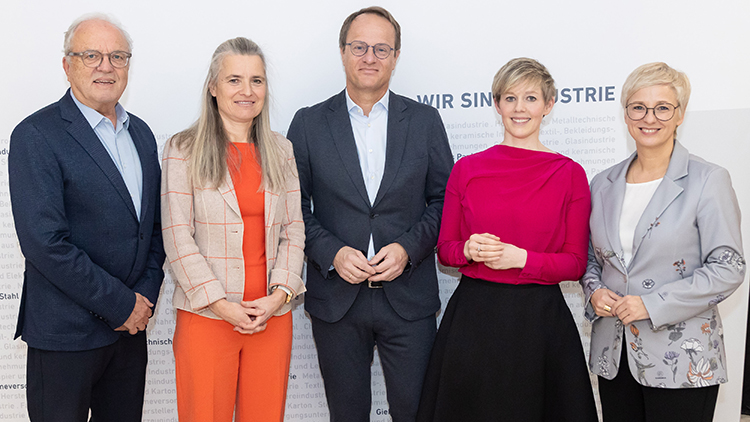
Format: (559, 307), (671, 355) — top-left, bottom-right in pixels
(140, 233), (144, 240)
(369, 213), (378, 219)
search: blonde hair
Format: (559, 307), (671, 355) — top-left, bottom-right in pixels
(621, 62), (691, 120)
(492, 58), (556, 104)
(173, 37), (285, 190)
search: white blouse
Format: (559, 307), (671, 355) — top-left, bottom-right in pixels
(619, 178), (662, 267)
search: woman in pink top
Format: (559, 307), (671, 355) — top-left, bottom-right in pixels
(417, 58), (597, 421)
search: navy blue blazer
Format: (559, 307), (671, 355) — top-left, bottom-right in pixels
(288, 90), (453, 323)
(9, 90), (165, 351)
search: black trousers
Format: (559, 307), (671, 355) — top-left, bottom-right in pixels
(598, 339), (719, 422)
(310, 286), (436, 422)
(26, 331), (148, 422)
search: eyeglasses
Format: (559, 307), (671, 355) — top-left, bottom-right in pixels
(625, 102), (679, 122)
(345, 41), (394, 59)
(67, 50), (132, 68)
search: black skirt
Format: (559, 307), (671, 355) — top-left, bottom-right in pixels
(417, 276), (598, 422)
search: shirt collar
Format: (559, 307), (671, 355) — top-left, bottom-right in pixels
(345, 89), (390, 115)
(70, 90), (130, 131)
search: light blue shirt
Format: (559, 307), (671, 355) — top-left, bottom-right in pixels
(71, 91), (143, 220)
(346, 90), (389, 259)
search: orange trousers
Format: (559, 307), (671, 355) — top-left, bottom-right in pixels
(173, 309), (292, 422)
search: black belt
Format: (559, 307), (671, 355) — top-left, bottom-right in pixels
(367, 280), (383, 288)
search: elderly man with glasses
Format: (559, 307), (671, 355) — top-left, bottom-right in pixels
(8, 14), (164, 421)
(287, 6), (453, 421)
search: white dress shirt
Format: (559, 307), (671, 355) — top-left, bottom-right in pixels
(71, 91), (143, 220)
(346, 90), (389, 259)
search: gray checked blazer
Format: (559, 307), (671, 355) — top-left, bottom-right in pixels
(581, 141), (745, 388)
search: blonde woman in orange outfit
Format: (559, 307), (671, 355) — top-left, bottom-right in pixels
(161, 37), (305, 422)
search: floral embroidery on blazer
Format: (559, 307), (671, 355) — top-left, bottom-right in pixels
(581, 142), (745, 388)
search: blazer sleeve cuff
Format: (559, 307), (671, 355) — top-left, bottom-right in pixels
(583, 283), (605, 322)
(317, 241), (347, 278)
(102, 288), (138, 329)
(184, 279), (227, 311)
(269, 268), (305, 298)
(270, 270), (305, 317)
(640, 293), (668, 330)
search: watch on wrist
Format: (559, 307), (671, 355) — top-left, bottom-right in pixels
(271, 285), (293, 304)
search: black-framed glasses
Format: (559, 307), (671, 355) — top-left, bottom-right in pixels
(345, 41), (394, 59)
(625, 102), (679, 122)
(67, 50), (132, 68)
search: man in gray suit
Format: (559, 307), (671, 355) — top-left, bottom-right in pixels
(287, 6), (453, 421)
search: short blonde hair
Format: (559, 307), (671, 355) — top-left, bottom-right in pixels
(621, 62), (691, 119)
(492, 58), (555, 104)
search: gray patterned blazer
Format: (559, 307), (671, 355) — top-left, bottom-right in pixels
(581, 141), (745, 388)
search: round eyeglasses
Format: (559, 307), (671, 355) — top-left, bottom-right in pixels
(625, 102), (679, 122)
(345, 41), (394, 59)
(67, 50), (132, 68)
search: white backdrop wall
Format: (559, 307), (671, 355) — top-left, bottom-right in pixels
(1, 1), (749, 421)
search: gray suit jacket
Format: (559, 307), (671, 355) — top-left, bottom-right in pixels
(581, 141), (745, 388)
(288, 90), (453, 323)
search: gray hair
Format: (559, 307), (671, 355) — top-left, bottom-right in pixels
(63, 13), (133, 56)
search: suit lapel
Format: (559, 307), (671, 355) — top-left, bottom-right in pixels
(327, 91), (370, 206)
(60, 92), (139, 221)
(127, 119), (153, 222)
(263, 143), (278, 234)
(629, 142), (688, 266)
(218, 169), (241, 217)
(373, 92), (407, 208)
(600, 160), (629, 274)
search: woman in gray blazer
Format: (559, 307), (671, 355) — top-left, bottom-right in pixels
(581, 62), (745, 422)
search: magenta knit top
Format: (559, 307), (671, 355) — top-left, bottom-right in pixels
(437, 145), (591, 285)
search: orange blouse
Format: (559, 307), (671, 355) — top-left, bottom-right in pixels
(230, 142), (266, 302)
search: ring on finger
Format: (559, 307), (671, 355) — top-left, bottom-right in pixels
(603, 304), (612, 313)
(477, 245), (482, 252)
